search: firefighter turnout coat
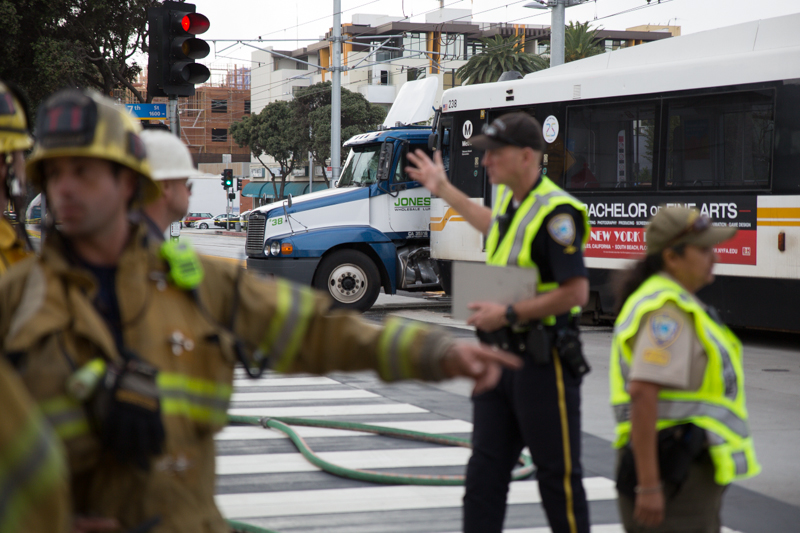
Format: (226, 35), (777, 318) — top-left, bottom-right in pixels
(0, 225), (455, 532)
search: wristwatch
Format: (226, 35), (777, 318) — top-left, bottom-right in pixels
(505, 304), (519, 327)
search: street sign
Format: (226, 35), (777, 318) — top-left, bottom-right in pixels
(125, 103), (167, 120)
(222, 154), (232, 164)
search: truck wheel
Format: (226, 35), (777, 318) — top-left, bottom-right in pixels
(314, 249), (380, 312)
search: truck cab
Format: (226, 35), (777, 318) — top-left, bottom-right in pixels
(245, 126), (440, 311)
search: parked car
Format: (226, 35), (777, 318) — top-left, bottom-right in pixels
(182, 212), (213, 228)
(194, 214), (227, 229)
(213, 213), (240, 228)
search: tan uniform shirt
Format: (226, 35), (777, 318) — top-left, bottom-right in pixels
(628, 275), (708, 391)
(0, 224), (455, 533)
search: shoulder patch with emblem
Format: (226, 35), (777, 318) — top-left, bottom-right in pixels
(646, 309), (683, 349)
(547, 213), (576, 248)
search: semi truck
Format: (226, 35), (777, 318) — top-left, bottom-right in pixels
(244, 79), (442, 311)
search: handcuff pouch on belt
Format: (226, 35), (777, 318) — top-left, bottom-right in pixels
(69, 354), (166, 470)
(616, 423), (707, 499)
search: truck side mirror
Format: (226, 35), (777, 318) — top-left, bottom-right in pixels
(427, 132), (438, 151)
(376, 141), (394, 182)
(286, 194), (293, 208)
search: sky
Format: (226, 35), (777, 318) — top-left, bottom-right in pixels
(185, 0), (800, 69)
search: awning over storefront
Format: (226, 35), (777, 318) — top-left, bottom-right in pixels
(241, 182), (276, 198)
(242, 181), (329, 199)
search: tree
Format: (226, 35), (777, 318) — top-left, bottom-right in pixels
(564, 21), (605, 63)
(230, 100), (303, 199)
(0, 0), (162, 109)
(456, 34), (547, 85)
(292, 82), (386, 185)
(532, 22), (606, 67)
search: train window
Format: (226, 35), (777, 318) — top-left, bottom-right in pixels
(664, 90), (774, 189)
(565, 102), (657, 190)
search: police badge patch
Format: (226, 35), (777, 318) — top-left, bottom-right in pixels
(547, 213), (576, 252)
(647, 311), (683, 349)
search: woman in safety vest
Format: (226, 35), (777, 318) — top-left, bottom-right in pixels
(610, 206), (759, 532)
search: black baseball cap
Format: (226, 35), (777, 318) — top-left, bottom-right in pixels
(469, 112), (545, 152)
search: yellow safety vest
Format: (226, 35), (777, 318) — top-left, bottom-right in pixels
(485, 176), (590, 325)
(610, 274), (761, 485)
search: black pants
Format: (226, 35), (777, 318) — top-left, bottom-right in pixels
(463, 352), (590, 533)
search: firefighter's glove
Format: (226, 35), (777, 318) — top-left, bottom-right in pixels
(99, 359), (165, 470)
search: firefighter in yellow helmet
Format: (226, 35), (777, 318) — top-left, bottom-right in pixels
(0, 80), (70, 532)
(0, 87), (521, 533)
(0, 80), (34, 271)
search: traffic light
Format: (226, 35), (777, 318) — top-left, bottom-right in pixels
(147, 1), (211, 98)
(228, 192), (236, 200)
(222, 169), (233, 188)
(236, 178), (243, 191)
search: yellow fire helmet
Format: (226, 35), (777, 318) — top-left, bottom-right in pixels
(26, 88), (160, 204)
(0, 80), (34, 153)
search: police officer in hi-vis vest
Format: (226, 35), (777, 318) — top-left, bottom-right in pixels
(611, 206), (760, 532)
(0, 88), (522, 533)
(408, 112), (592, 533)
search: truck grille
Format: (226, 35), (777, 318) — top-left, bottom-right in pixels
(245, 213), (267, 256)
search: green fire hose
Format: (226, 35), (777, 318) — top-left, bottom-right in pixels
(225, 414), (535, 533)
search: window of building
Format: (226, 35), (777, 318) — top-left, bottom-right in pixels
(403, 32), (427, 57)
(664, 90), (774, 189)
(443, 70), (462, 89)
(211, 128), (227, 142)
(407, 67), (425, 82)
(465, 39), (484, 59)
(440, 34), (465, 61)
(565, 101), (657, 190)
(211, 99), (227, 113)
(244, 100), (251, 114)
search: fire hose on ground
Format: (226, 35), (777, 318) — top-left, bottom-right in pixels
(225, 414), (535, 533)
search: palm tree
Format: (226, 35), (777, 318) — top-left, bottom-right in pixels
(564, 21), (605, 62)
(456, 35), (548, 85)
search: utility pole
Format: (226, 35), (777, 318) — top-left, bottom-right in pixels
(550, 1), (566, 67)
(331, 0), (342, 183)
(523, 1), (587, 68)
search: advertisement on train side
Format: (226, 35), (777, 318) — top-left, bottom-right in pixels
(582, 195), (757, 265)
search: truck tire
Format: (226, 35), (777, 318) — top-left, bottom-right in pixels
(314, 249), (381, 313)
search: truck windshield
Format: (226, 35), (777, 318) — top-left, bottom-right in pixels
(338, 144), (381, 187)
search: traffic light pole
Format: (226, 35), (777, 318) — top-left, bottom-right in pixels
(168, 96), (179, 136)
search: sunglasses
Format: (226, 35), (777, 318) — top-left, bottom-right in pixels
(482, 121), (524, 148)
(665, 213), (712, 248)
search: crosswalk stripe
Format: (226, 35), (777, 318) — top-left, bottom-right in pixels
(227, 403), (428, 418)
(217, 447), (474, 475)
(217, 372), (750, 533)
(230, 389), (379, 402)
(216, 419), (474, 441)
(216, 477), (618, 519)
(231, 375), (341, 387)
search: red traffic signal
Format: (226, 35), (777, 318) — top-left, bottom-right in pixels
(181, 13), (209, 34)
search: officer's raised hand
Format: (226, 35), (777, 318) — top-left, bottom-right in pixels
(441, 342), (522, 394)
(406, 149), (448, 196)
